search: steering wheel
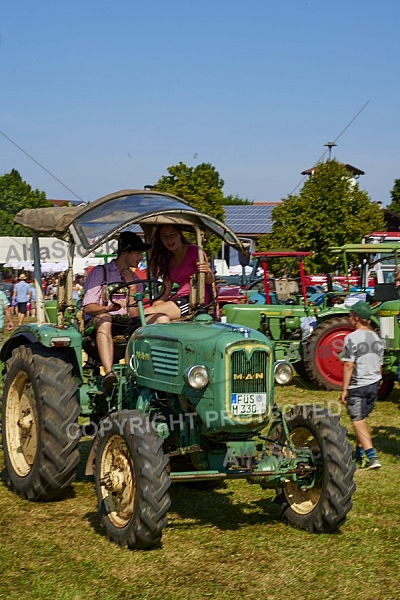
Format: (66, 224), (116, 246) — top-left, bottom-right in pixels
(109, 279), (166, 307)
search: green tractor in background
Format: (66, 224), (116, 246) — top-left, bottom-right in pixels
(223, 245), (400, 398)
(1, 190), (355, 549)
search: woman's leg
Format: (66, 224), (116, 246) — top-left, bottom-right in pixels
(145, 313), (170, 324)
(144, 300), (181, 320)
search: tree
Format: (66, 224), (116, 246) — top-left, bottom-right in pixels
(223, 193), (253, 205)
(387, 179), (400, 214)
(257, 160), (386, 273)
(154, 162), (226, 255)
(0, 169), (52, 236)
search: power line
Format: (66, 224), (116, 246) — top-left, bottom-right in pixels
(0, 130), (84, 202)
(289, 100), (370, 195)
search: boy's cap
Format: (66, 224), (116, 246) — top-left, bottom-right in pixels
(351, 300), (371, 320)
(118, 232), (151, 253)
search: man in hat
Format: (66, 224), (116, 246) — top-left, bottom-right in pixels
(341, 300), (383, 470)
(83, 232), (170, 392)
(12, 273), (32, 326)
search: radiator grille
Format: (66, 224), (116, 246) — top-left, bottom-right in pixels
(151, 346), (180, 376)
(230, 349), (269, 394)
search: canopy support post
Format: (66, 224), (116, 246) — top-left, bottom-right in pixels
(31, 231), (48, 325)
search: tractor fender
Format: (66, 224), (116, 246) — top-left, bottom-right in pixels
(0, 331), (39, 364)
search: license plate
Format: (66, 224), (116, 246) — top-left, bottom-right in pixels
(231, 393), (267, 416)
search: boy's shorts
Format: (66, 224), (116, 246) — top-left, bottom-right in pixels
(346, 381), (380, 421)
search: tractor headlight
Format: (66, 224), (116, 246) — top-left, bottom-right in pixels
(184, 365), (209, 389)
(274, 361), (294, 385)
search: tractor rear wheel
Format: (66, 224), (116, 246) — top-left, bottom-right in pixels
(2, 345), (81, 501)
(275, 405), (356, 533)
(95, 410), (171, 549)
(303, 316), (353, 390)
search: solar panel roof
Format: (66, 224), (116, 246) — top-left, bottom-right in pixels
(40, 201), (278, 239)
(129, 204), (277, 237)
(223, 205), (277, 235)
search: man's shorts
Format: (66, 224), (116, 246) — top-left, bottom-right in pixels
(171, 295), (190, 317)
(85, 314), (141, 338)
(346, 381), (380, 421)
(17, 302), (27, 315)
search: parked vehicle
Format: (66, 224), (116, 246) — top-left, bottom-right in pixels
(223, 244), (400, 395)
(0, 190), (355, 549)
(223, 251), (352, 390)
(330, 242), (400, 399)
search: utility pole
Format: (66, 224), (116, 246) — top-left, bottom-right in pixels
(324, 142), (337, 160)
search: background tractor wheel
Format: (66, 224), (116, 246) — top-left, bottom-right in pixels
(2, 345), (81, 501)
(275, 405), (356, 533)
(303, 316), (353, 390)
(293, 360), (311, 383)
(95, 410), (171, 549)
(377, 379), (395, 400)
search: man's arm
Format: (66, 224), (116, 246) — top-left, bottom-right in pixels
(83, 300), (122, 318)
(83, 264), (131, 318)
(341, 361), (355, 405)
(82, 266), (111, 317)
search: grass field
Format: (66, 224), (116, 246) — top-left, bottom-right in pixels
(0, 318), (400, 599)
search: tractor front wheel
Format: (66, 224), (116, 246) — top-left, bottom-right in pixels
(275, 405), (356, 533)
(95, 410), (171, 549)
(2, 345), (81, 501)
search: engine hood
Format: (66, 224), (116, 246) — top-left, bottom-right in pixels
(130, 316), (273, 349)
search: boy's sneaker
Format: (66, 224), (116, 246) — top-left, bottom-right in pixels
(354, 455), (367, 469)
(361, 458), (381, 470)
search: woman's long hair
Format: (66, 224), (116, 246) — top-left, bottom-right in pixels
(149, 225), (192, 279)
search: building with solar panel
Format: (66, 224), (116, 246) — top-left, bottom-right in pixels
(222, 202), (279, 268)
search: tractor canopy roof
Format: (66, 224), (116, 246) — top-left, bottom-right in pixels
(14, 189), (246, 257)
(252, 251), (312, 259)
(330, 242), (400, 255)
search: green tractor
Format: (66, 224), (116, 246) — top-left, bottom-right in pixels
(0, 190), (355, 549)
(223, 245), (400, 396)
(330, 242), (400, 400)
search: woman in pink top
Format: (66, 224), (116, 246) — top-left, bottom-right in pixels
(147, 224), (215, 319)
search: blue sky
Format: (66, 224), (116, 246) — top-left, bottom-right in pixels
(1, 1), (399, 206)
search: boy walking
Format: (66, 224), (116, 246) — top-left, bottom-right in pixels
(341, 300), (383, 470)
